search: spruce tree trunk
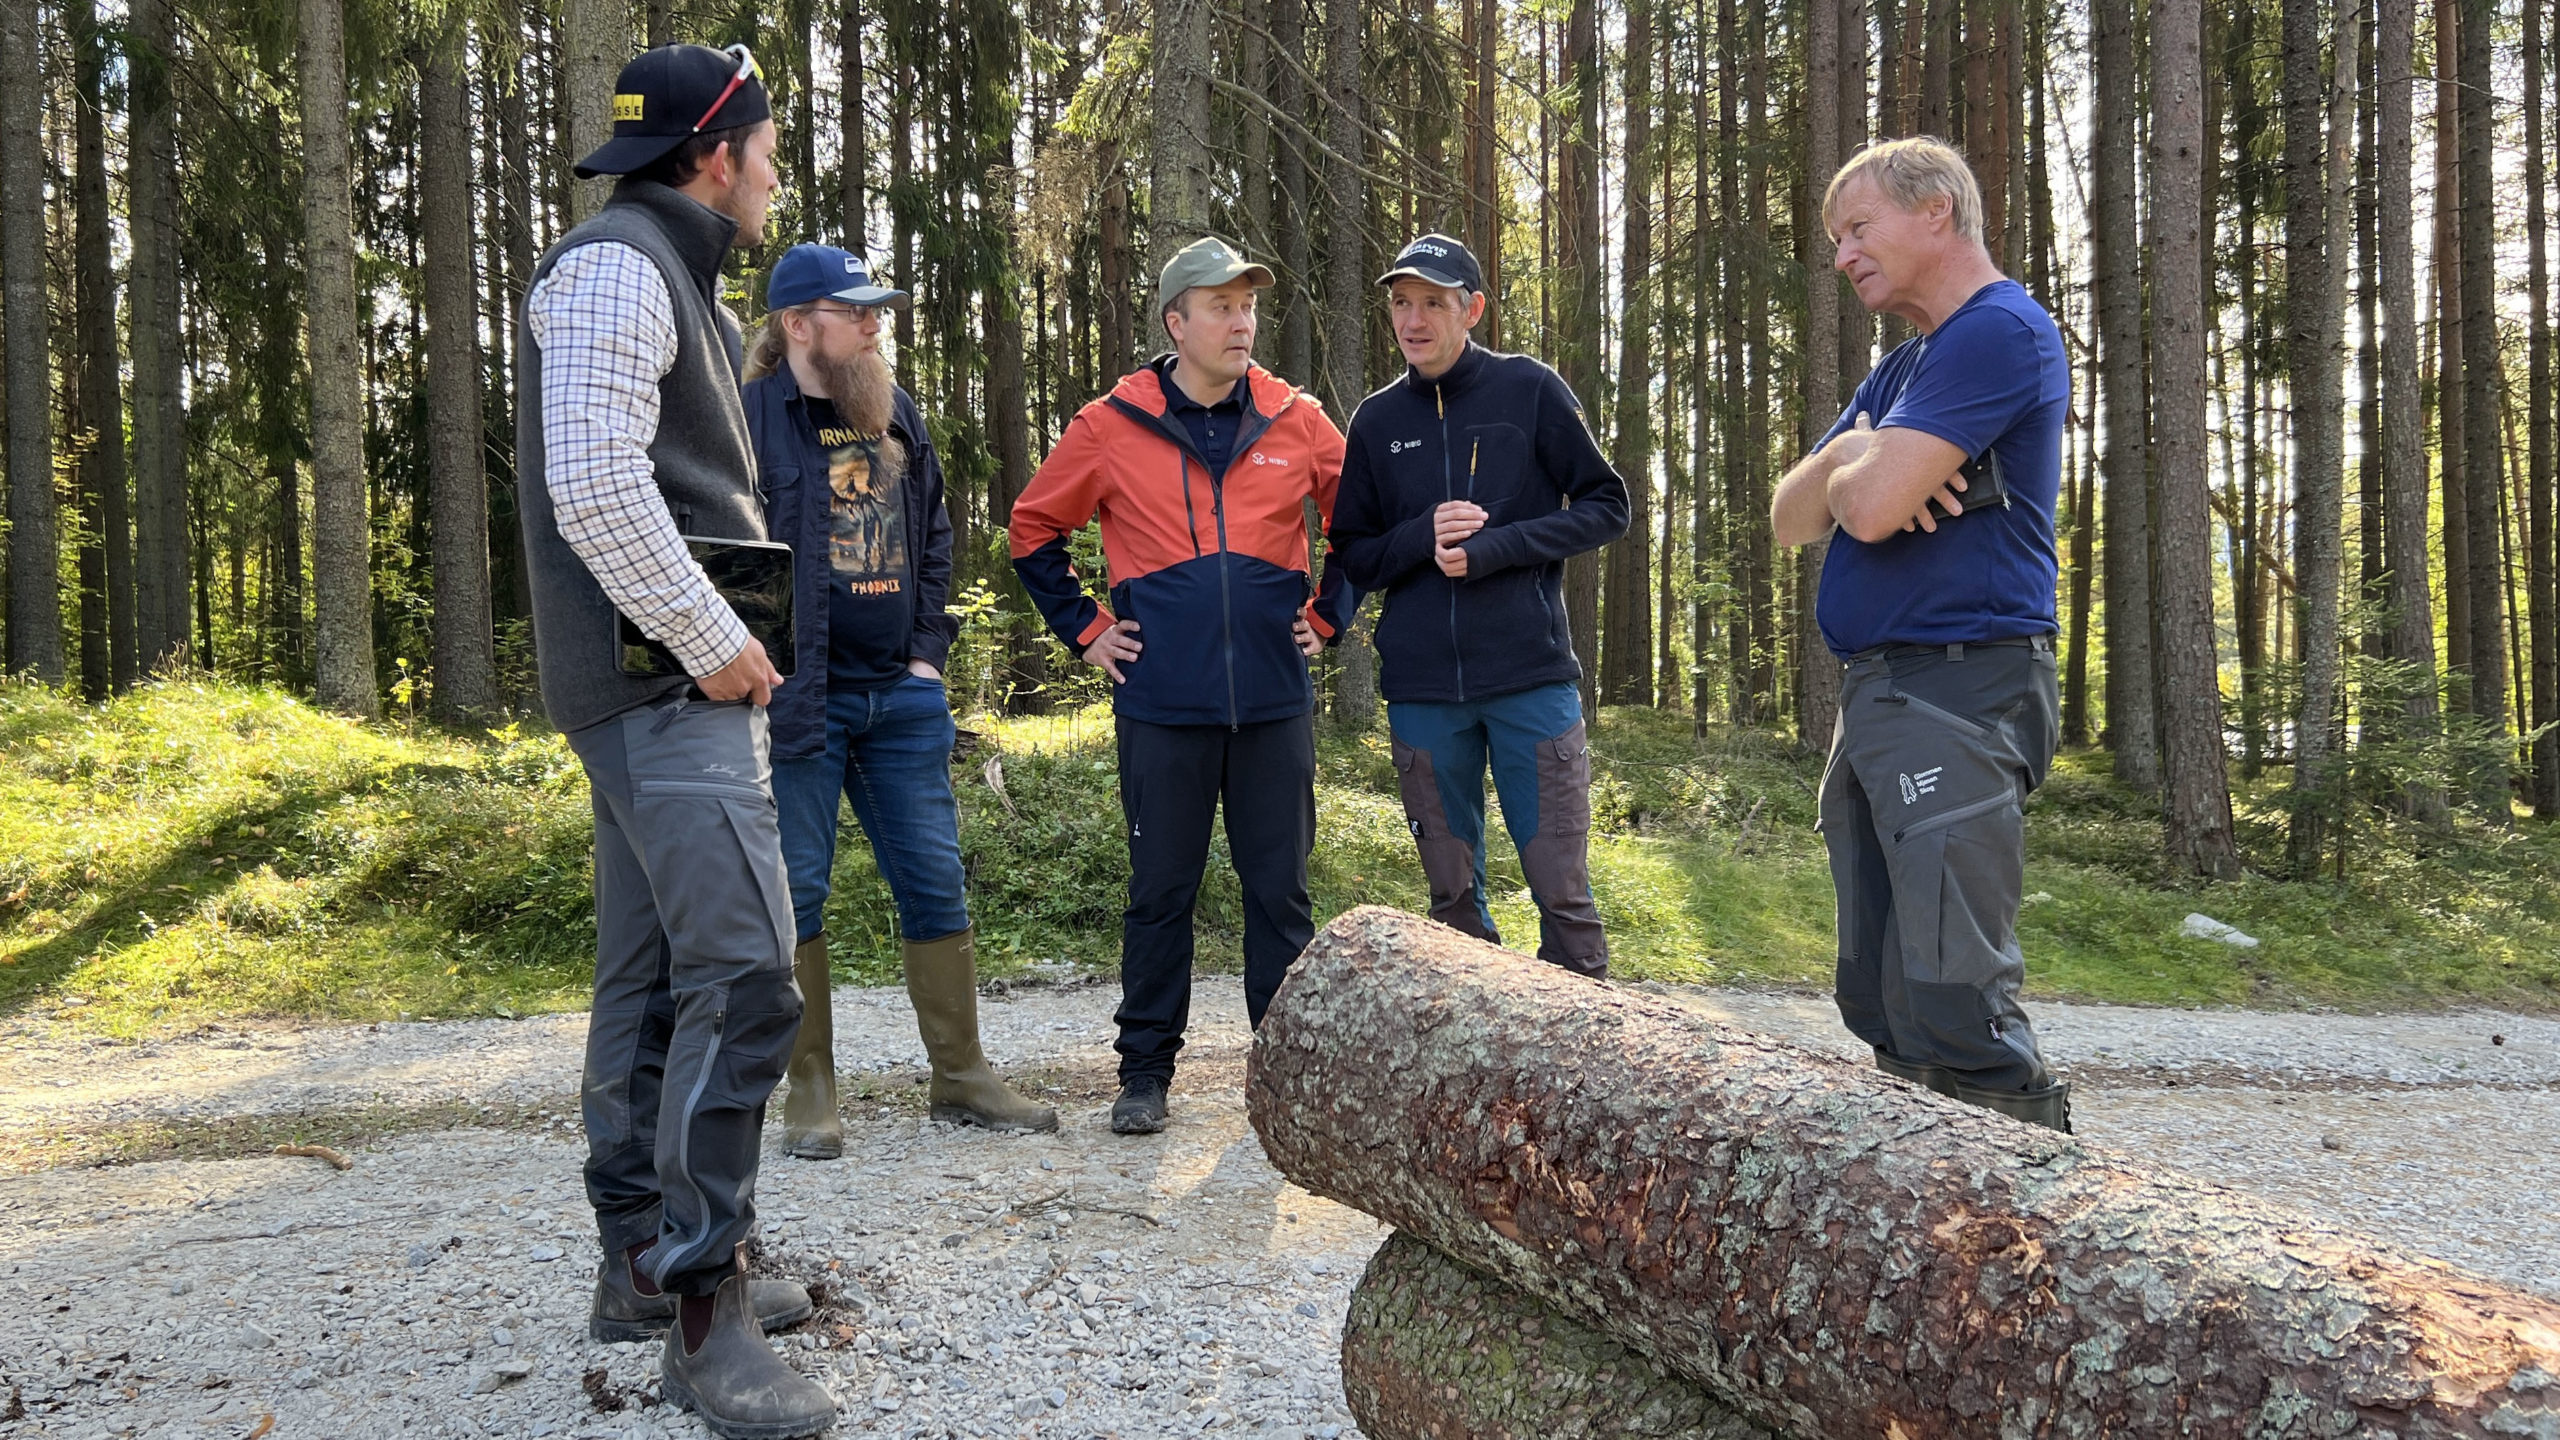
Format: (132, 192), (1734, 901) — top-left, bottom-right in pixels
(2435, 0), (2469, 689)
(841, 0), (865, 242)
(2093, 0), (2157, 789)
(1690, 0), (1716, 723)
(2282, 0), (2346, 875)
(129, 0), (187, 673)
(561, 0), (622, 226)
(1342, 1233), (1778, 1440)
(2529, 0), (2557, 817)
(2, 0), (64, 682)
(1603, 0), (1656, 709)
(2149, 0), (2240, 878)
(424, 24), (496, 724)
(1324, 0), (1376, 728)
(1274, 0), (1313, 383)
(1559, 0), (1603, 721)
(72, 0), (131, 698)
(300, 0), (379, 716)
(1718, 0), (1750, 725)
(2456, 0), (2508, 814)
(1147, 0), (1210, 272)
(1251, 908), (2560, 1440)
(1797, 0), (1842, 749)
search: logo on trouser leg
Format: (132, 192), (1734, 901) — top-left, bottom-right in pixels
(1897, 767), (1942, 805)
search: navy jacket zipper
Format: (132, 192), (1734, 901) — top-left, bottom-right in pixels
(1438, 384), (1462, 702)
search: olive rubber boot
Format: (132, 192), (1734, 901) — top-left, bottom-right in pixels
(904, 928), (1058, 1134)
(781, 935), (842, 1160)
(658, 1266), (837, 1440)
(589, 1242), (814, 1343)
(1873, 1048), (1959, 1097)
(1950, 1076), (2074, 1134)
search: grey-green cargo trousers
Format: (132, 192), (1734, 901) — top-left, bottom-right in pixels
(564, 695), (801, 1297)
(1817, 637), (2057, 1092)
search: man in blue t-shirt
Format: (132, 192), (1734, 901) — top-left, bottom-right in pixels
(1772, 137), (2072, 1133)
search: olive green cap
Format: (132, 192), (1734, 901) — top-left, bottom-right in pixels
(1153, 236), (1275, 332)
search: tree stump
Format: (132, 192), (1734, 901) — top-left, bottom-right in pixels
(1250, 907), (2560, 1439)
(1343, 1230), (1781, 1440)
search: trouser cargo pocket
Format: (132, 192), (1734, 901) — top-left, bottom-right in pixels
(1391, 735), (1492, 939)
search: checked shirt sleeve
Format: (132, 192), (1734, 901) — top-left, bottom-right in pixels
(527, 241), (748, 677)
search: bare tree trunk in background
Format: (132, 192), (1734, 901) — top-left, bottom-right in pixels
(1274, 0), (1314, 382)
(300, 0), (379, 716)
(130, 0), (188, 673)
(2357, 0), (2384, 669)
(1149, 0), (1210, 272)
(1744, 2), (1776, 721)
(562, 0), (623, 226)
(1467, 0), (1501, 345)
(2530, 0), (2557, 817)
(1602, 0), (1655, 707)
(2150, 0), (2240, 879)
(1798, 0), (1842, 748)
(1918, 0), (1950, 136)
(2094, 0), (2158, 789)
(424, 24), (496, 724)
(1325, 0), (1376, 726)
(1840, 0), (1873, 383)
(1657, 27), (1681, 709)
(841, 0), (866, 243)
(1693, 0), (1718, 724)
(2457, 0), (2509, 814)
(2435, 0), (2468, 690)
(1238, 10), (1270, 259)
(645, 0), (673, 46)
(0, 0), (61, 682)
(1558, 0), (1604, 720)
(72, 0), (131, 698)
(2283, 0), (2348, 874)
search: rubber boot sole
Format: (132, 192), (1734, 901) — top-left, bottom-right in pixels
(659, 1362), (835, 1440)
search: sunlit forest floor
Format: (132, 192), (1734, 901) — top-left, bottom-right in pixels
(6, 679), (2558, 1038)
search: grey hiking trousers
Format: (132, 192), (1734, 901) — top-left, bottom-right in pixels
(564, 695), (801, 1296)
(1817, 637), (2057, 1092)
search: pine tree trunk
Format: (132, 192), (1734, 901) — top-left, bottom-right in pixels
(561, 0), (622, 226)
(1719, 0), (1751, 725)
(2283, 0), (2347, 875)
(1324, 0), (1376, 728)
(2457, 0), (2508, 813)
(1692, 0), (1717, 723)
(1252, 907), (2560, 1439)
(2435, 0), (2469, 690)
(1342, 1233), (1779, 1440)
(1797, 0), (1842, 748)
(2529, 0), (2557, 817)
(2093, 0), (2158, 789)
(1469, 0), (1502, 345)
(2150, 0), (2239, 878)
(1603, 0), (1656, 708)
(1559, 0), (1604, 720)
(424, 24), (496, 724)
(1149, 0), (1211, 272)
(840, 0), (866, 242)
(3, 0), (64, 682)
(72, 0), (131, 698)
(1743, 4), (1775, 722)
(129, 0), (187, 674)
(300, 0), (379, 716)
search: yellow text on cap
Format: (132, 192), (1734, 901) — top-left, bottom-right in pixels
(613, 94), (646, 122)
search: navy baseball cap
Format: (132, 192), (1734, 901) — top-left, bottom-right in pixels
(1377, 233), (1484, 293)
(766, 245), (911, 310)
(574, 43), (773, 180)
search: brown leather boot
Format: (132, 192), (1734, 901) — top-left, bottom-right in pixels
(780, 934), (842, 1160)
(904, 928), (1058, 1133)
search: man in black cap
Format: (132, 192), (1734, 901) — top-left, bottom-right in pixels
(516, 41), (835, 1440)
(1329, 233), (1628, 978)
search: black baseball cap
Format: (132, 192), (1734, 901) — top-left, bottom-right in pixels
(1376, 233), (1483, 293)
(574, 43), (773, 180)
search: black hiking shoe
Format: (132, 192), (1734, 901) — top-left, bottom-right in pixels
(1110, 1075), (1169, 1134)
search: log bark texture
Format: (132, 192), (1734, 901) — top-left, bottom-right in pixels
(1344, 1230), (1779, 1440)
(1249, 908), (2560, 1439)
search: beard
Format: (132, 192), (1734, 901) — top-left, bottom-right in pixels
(812, 346), (904, 474)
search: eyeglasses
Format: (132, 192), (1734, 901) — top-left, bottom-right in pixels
(809, 303), (883, 323)
(692, 43), (760, 133)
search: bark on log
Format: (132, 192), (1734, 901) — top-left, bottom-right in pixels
(1344, 1230), (1781, 1440)
(1249, 908), (2560, 1439)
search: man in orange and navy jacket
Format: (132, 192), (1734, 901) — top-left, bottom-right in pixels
(1008, 236), (1350, 1136)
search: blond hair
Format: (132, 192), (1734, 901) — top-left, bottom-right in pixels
(1823, 136), (1984, 244)
(743, 304), (816, 382)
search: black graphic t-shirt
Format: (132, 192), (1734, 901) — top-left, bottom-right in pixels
(805, 395), (914, 689)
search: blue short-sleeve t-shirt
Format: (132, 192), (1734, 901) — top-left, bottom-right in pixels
(1815, 279), (2069, 658)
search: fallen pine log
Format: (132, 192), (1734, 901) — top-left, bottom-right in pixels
(1250, 907), (2560, 1439)
(1343, 1230), (1781, 1440)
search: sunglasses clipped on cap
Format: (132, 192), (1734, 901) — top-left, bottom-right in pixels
(693, 43), (760, 133)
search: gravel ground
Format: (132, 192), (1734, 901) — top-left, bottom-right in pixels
(3, 979), (2555, 1439)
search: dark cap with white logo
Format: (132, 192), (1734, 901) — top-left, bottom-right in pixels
(1376, 233), (1483, 293)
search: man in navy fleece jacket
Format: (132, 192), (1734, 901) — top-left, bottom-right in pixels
(1329, 233), (1630, 977)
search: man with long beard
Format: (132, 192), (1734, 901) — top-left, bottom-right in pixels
(744, 244), (1057, 1159)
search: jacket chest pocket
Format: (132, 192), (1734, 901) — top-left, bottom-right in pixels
(758, 465), (802, 522)
(1458, 423), (1533, 513)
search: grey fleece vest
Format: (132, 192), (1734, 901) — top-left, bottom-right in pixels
(516, 180), (764, 733)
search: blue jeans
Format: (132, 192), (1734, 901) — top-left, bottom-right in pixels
(1386, 682), (1608, 976)
(770, 672), (971, 945)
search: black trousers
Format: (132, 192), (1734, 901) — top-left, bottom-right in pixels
(1113, 711), (1317, 1083)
